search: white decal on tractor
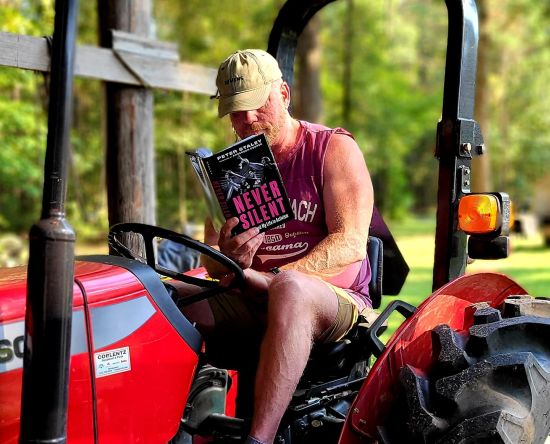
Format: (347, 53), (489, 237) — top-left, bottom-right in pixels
(94, 346), (131, 378)
(0, 321), (25, 373)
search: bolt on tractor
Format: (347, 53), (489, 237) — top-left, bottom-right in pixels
(1, 0), (549, 443)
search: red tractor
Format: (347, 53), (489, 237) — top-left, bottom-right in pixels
(1, 0), (549, 443)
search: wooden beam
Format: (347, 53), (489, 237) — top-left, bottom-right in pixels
(98, 0), (157, 250)
(0, 31), (217, 96)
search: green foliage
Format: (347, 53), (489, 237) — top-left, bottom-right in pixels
(65, 77), (107, 239)
(0, 0), (549, 238)
(0, 0), (54, 219)
(0, 93), (47, 232)
(154, 0), (282, 64)
(482, 0), (550, 208)
(0, 0), (103, 237)
(320, 0), (447, 218)
(0, 0), (54, 36)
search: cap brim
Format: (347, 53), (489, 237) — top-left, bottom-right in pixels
(218, 84), (271, 118)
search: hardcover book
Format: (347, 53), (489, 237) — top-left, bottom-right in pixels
(187, 134), (294, 235)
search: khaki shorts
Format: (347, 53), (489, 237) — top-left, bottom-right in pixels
(316, 283), (359, 343)
(208, 282), (359, 344)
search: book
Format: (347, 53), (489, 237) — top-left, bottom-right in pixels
(186, 147), (226, 230)
(187, 134), (294, 235)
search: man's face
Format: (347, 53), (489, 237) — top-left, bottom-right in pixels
(229, 82), (287, 146)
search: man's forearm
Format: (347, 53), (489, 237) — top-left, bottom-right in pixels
(280, 232), (367, 279)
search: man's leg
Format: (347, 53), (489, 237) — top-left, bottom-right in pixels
(174, 281), (267, 418)
(170, 281), (217, 333)
(248, 270), (343, 444)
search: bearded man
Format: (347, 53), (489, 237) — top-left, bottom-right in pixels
(184, 49), (373, 444)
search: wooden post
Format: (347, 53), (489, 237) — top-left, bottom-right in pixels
(98, 0), (155, 254)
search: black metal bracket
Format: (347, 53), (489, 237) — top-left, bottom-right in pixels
(267, 0), (336, 88)
(433, 0), (485, 291)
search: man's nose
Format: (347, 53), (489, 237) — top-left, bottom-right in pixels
(243, 110), (258, 124)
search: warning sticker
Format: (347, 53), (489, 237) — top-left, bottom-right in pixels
(94, 346), (131, 378)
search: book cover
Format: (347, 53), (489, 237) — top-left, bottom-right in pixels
(188, 134), (294, 235)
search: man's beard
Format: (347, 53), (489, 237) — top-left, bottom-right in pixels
(249, 123), (276, 145)
(248, 116), (284, 145)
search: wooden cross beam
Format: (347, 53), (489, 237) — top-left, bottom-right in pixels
(0, 30), (217, 96)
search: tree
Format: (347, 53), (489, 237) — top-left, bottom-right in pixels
(295, 15), (323, 123)
(482, 0), (550, 208)
(1, 0), (548, 235)
(472, 0), (492, 192)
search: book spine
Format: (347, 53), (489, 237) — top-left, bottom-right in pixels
(210, 179), (232, 220)
(186, 151), (225, 230)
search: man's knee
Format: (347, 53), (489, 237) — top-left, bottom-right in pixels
(267, 270), (335, 321)
(268, 270), (302, 296)
(267, 270), (317, 309)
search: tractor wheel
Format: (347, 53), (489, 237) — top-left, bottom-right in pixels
(390, 296), (550, 444)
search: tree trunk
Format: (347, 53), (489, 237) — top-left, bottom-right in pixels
(98, 0), (156, 255)
(342, 0), (354, 127)
(472, 0), (492, 192)
(295, 14), (323, 123)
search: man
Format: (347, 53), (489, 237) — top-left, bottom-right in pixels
(190, 49), (373, 444)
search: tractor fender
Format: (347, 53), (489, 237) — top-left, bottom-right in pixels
(339, 272), (527, 443)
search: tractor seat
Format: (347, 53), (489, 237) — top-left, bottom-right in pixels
(165, 236), (384, 381)
(303, 237), (384, 380)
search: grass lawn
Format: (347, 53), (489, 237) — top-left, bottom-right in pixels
(75, 216), (550, 338)
(378, 216), (550, 338)
(77, 216), (550, 303)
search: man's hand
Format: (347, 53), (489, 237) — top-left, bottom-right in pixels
(219, 268), (272, 297)
(218, 217), (264, 269)
(204, 218), (220, 245)
(201, 219), (227, 278)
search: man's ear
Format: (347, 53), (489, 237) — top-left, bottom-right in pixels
(280, 81), (291, 108)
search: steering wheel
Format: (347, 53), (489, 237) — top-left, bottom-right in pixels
(108, 222), (245, 306)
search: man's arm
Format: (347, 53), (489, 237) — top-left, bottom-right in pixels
(281, 134), (373, 286)
(201, 217), (265, 278)
(201, 217), (273, 294)
(201, 134), (372, 287)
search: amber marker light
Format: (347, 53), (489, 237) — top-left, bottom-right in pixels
(458, 194), (500, 234)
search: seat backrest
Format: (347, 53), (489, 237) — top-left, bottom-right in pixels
(302, 236), (384, 381)
(369, 207), (409, 296)
(367, 236), (383, 309)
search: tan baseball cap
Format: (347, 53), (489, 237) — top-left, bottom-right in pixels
(215, 49), (283, 117)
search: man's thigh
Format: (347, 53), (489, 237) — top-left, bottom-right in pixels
(207, 290), (265, 369)
(171, 281), (265, 364)
(208, 289), (267, 334)
(173, 281), (265, 332)
(269, 271), (359, 343)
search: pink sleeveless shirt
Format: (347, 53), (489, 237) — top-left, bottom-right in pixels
(252, 121), (372, 309)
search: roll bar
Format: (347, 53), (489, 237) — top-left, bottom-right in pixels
(267, 0), (483, 291)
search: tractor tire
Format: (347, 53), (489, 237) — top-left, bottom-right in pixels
(388, 296), (550, 444)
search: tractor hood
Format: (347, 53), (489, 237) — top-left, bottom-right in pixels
(0, 259), (141, 324)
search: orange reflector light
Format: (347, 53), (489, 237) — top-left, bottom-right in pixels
(458, 194), (500, 234)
